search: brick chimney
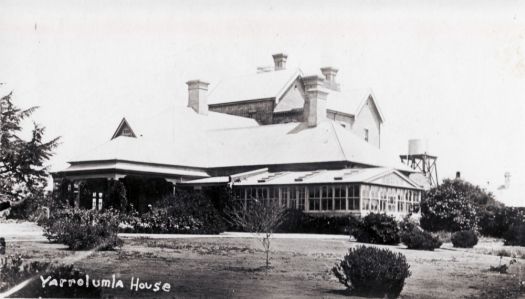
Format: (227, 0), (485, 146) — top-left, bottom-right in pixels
(302, 75), (328, 127)
(186, 80), (209, 115)
(272, 53), (288, 71)
(320, 67), (340, 91)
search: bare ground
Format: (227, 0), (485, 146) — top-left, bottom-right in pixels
(2, 224), (525, 298)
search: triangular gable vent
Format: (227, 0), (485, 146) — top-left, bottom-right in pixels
(111, 118), (137, 140)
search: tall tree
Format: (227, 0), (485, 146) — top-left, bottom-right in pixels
(0, 90), (59, 209)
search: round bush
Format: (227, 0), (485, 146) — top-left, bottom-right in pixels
(420, 179), (481, 232)
(332, 246), (411, 298)
(353, 213), (400, 245)
(503, 221), (525, 246)
(41, 208), (123, 250)
(451, 230), (478, 248)
(401, 228), (442, 251)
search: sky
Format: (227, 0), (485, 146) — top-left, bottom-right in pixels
(0, 0), (524, 191)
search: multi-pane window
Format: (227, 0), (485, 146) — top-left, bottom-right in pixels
(380, 189), (388, 212)
(370, 186), (380, 212)
(387, 188), (396, 212)
(268, 187), (279, 205)
(289, 187), (297, 209)
(334, 185), (346, 210)
(321, 186), (333, 211)
(297, 187), (306, 211)
(361, 185), (370, 210)
(281, 187), (289, 208)
(308, 186), (321, 211)
(92, 192), (103, 210)
(348, 185), (360, 210)
(236, 185), (419, 215)
(397, 190), (404, 213)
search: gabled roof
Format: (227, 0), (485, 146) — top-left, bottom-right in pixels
(269, 82), (384, 124)
(208, 68), (385, 123)
(207, 68), (302, 105)
(327, 89), (385, 123)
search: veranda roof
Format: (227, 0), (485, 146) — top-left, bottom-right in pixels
(183, 167), (422, 190)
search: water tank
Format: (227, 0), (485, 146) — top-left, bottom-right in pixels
(408, 139), (428, 155)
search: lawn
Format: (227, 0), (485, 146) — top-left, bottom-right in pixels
(3, 227), (525, 299)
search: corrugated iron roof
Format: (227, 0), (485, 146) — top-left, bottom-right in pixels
(201, 120), (412, 171)
(60, 100), (412, 176)
(183, 167), (422, 189)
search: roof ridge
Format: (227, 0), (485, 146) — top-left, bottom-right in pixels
(329, 121), (350, 162)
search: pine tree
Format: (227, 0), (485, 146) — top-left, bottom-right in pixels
(0, 90), (60, 209)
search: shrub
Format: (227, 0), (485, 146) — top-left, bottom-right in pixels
(479, 206), (525, 238)
(118, 190), (226, 234)
(41, 208), (123, 250)
(276, 210), (359, 234)
(399, 214), (418, 234)
(401, 228), (442, 251)
(332, 246), (411, 298)
(503, 220), (525, 246)
(420, 179), (482, 232)
(451, 230), (478, 248)
(0, 254), (50, 292)
(353, 213), (400, 245)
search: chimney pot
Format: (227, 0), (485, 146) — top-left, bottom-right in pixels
(186, 80), (209, 115)
(272, 53), (288, 71)
(320, 66), (340, 91)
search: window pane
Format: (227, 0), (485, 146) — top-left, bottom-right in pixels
(309, 186), (320, 211)
(297, 187), (305, 210)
